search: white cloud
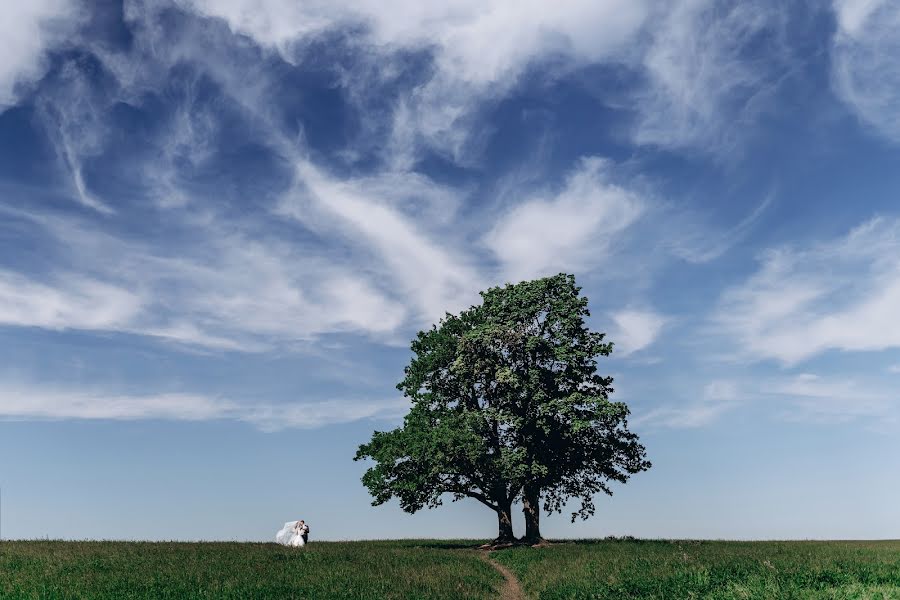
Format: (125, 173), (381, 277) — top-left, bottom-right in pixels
(609, 309), (666, 356)
(178, 0), (649, 85)
(73, 0), (795, 183)
(635, 0), (788, 151)
(485, 157), (644, 282)
(0, 13), (484, 348)
(0, 380), (406, 430)
(5, 0), (792, 175)
(633, 371), (899, 430)
(0, 0), (81, 108)
(175, 0), (787, 159)
(632, 378), (740, 429)
(0, 387), (231, 422)
(1, 2), (763, 356)
(1, 151), (661, 352)
(632, 402), (734, 429)
(767, 373), (877, 403)
(0, 206), (408, 350)
(23, 11), (486, 337)
(283, 161), (485, 323)
(176, 0), (648, 88)
(831, 0), (900, 142)
(669, 193), (774, 264)
(715, 217), (900, 364)
(889, 364), (900, 374)
(703, 379), (739, 402)
(174, 0), (650, 162)
(765, 372), (898, 426)
(833, 0), (886, 35)
(36, 57), (117, 213)
(0, 270), (141, 331)
(242, 397), (409, 431)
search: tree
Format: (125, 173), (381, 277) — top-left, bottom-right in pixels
(354, 308), (521, 542)
(354, 274), (651, 543)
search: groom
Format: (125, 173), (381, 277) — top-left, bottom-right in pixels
(298, 520), (309, 544)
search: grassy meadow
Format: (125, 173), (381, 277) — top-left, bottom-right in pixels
(0, 540), (500, 600)
(2, 538), (899, 599)
(494, 539), (900, 599)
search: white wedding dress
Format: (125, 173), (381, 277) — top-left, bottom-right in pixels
(275, 521), (306, 547)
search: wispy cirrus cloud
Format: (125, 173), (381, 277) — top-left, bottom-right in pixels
(767, 372), (899, 426)
(0, 380), (407, 430)
(176, 0), (650, 160)
(0, 9), (478, 348)
(608, 309), (667, 357)
(282, 161), (484, 323)
(1, 0), (787, 360)
(831, 0), (900, 142)
(635, 0), (790, 152)
(5, 22), (663, 355)
(36, 58), (117, 214)
(485, 157), (644, 282)
(668, 192), (775, 264)
(4, 0), (806, 199)
(714, 217), (900, 364)
(178, 0), (649, 85)
(0, 0), (811, 436)
(0, 270), (141, 332)
(173, 0), (794, 161)
(0, 0), (82, 108)
(0, 206), (407, 350)
(631, 379), (740, 429)
(633, 372), (900, 430)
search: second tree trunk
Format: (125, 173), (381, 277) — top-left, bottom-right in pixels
(522, 485), (542, 542)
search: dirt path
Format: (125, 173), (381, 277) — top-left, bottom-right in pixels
(480, 551), (525, 600)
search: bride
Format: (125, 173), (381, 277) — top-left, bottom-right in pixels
(275, 520), (308, 547)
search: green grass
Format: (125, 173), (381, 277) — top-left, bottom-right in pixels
(492, 539), (900, 599)
(0, 540), (500, 599)
(4, 539), (899, 599)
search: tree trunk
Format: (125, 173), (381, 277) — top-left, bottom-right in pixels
(495, 502), (515, 543)
(521, 484), (543, 543)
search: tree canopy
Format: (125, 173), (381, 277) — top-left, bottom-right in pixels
(354, 273), (651, 542)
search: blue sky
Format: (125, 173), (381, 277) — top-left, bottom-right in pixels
(1, 0), (899, 541)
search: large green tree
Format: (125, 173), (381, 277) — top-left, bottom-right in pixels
(355, 274), (651, 543)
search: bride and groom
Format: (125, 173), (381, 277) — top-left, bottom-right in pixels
(276, 519), (310, 547)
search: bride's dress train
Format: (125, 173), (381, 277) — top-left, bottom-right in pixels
(275, 521), (306, 547)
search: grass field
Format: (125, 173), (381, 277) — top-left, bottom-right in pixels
(0, 540), (500, 599)
(493, 539), (900, 599)
(2, 539), (899, 599)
